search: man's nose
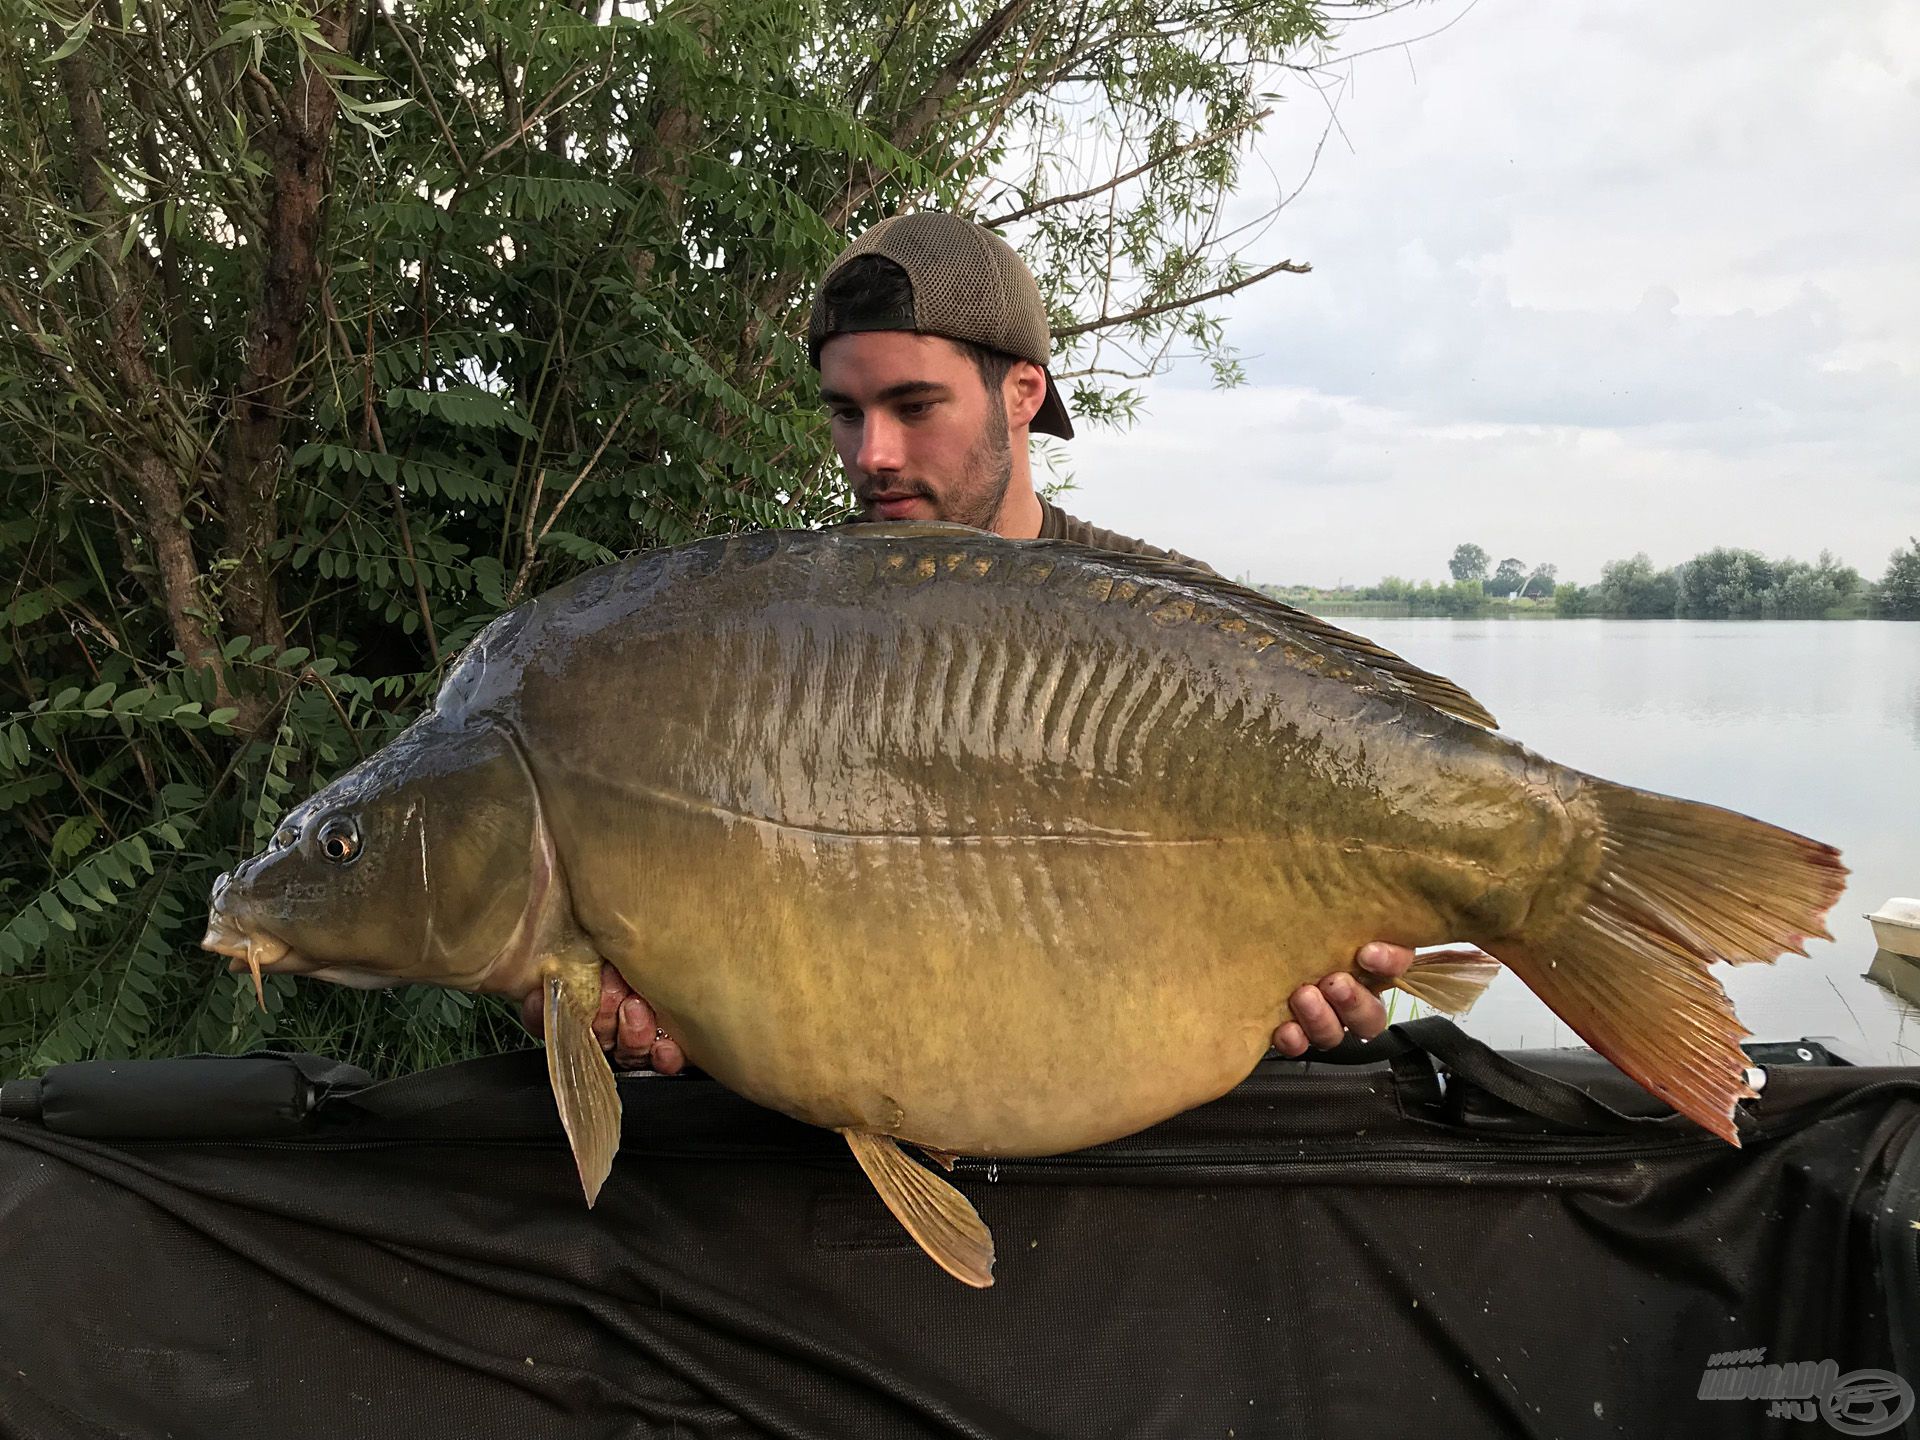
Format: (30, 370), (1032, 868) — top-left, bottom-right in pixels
(856, 413), (905, 475)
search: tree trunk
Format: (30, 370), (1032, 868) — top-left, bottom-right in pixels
(219, 5), (353, 683)
(55, 41), (234, 710)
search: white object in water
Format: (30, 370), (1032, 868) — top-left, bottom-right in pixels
(1866, 898), (1920, 960)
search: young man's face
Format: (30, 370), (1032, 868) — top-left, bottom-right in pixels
(818, 331), (1025, 531)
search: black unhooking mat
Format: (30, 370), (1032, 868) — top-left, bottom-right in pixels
(2, 1018), (1916, 1440)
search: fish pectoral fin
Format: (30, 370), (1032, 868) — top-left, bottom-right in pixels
(544, 972), (622, 1207)
(842, 1129), (994, 1288)
(1390, 947), (1503, 1016)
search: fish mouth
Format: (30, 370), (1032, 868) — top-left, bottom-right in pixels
(200, 916), (295, 1012)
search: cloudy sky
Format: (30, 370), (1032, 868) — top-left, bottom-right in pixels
(1056, 0), (1919, 588)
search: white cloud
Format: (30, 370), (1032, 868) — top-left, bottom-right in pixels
(1056, 0), (1920, 587)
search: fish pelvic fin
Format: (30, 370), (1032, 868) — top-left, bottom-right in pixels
(544, 968), (622, 1207)
(841, 1129), (995, 1288)
(1489, 777), (1847, 1147)
(1389, 948), (1503, 1015)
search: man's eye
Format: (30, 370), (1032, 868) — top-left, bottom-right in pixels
(899, 402), (933, 418)
(829, 408), (860, 424)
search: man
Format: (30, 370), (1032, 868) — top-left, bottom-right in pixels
(526, 212), (1418, 1070)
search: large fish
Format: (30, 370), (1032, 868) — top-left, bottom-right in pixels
(202, 525), (1844, 1285)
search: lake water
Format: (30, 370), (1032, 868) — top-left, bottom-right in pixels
(1343, 618), (1920, 1063)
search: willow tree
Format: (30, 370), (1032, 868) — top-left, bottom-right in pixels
(1, 0), (1363, 1074)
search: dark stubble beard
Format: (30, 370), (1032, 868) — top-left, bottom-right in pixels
(856, 386), (1013, 531)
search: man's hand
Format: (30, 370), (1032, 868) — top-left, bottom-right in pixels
(1270, 942), (1413, 1057)
(527, 945), (1422, 1071)
(518, 964), (687, 1074)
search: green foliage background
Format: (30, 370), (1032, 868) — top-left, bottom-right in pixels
(1, 0), (1346, 1075)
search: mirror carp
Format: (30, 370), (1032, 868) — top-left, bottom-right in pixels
(203, 525), (1845, 1286)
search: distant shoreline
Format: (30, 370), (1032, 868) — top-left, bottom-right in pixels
(1284, 599), (1892, 621)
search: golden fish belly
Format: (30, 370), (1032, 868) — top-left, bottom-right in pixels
(574, 803), (1454, 1156)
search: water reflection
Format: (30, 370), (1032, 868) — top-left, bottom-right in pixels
(1356, 618), (1920, 1062)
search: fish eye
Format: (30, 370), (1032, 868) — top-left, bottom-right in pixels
(317, 815), (362, 866)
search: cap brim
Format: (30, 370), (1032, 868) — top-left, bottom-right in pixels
(1032, 370), (1074, 440)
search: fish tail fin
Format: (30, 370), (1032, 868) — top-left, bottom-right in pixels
(1487, 777), (1846, 1145)
(1390, 948), (1503, 1016)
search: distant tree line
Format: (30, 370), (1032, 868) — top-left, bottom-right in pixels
(1336, 544), (1557, 614)
(1311, 540), (1920, 620)
(1554, 541), (1920, 619)
(1444, 543), (1557, 599)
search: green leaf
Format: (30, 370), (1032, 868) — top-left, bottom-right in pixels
(39, 892), (76, 931)
(206, 15), (275, 55)
(340, 96), (413, 116)
(83, 682), (115, 709)
(51, 816), (98, 865)
(14, 907), (49, 948)
(57, 875), (100, 912)
(44, 12), (93, 64)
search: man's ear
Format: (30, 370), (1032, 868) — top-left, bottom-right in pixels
(1004, 360), (1048, 431)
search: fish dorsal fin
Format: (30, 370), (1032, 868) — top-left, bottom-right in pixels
(1028, 541), (1500, 730)
(838, 523), (1497, 728)
(842, 1129), (995, 1287)
(839, 520), (985, 540)
(544, 968), (623, 1207)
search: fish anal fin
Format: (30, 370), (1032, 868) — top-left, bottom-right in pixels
(1389, 947), (1503, 1016)
(842, 1129), (994, 1287)
(1491, 930), (1752, 1146)
(544, 968), (623, 1206)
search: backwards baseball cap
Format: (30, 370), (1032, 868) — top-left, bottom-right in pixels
(807, 212), (1074, 439)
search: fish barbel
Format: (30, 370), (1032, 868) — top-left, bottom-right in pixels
(202, 525), (1845, 1285)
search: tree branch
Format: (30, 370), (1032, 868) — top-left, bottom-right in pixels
(380, 8), (470, 180)
(506, 390), (642, 606)
(981, 108), (1271, 227)
(822, 0), (1040, 233)
(1052, 257), (1312, 341)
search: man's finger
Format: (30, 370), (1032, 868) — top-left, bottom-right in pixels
(519, 987), (544, 1039)
(651, 1036), (686, 1075)
(1355, 941), (1415, 980)
(1320, 971), (1388, 1040)
(591, 966), (631, 1049)
(611, 996), (657, 1069)
(1288, 983), (1346, 1050)
(1271, 1020), (1309, 1058)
